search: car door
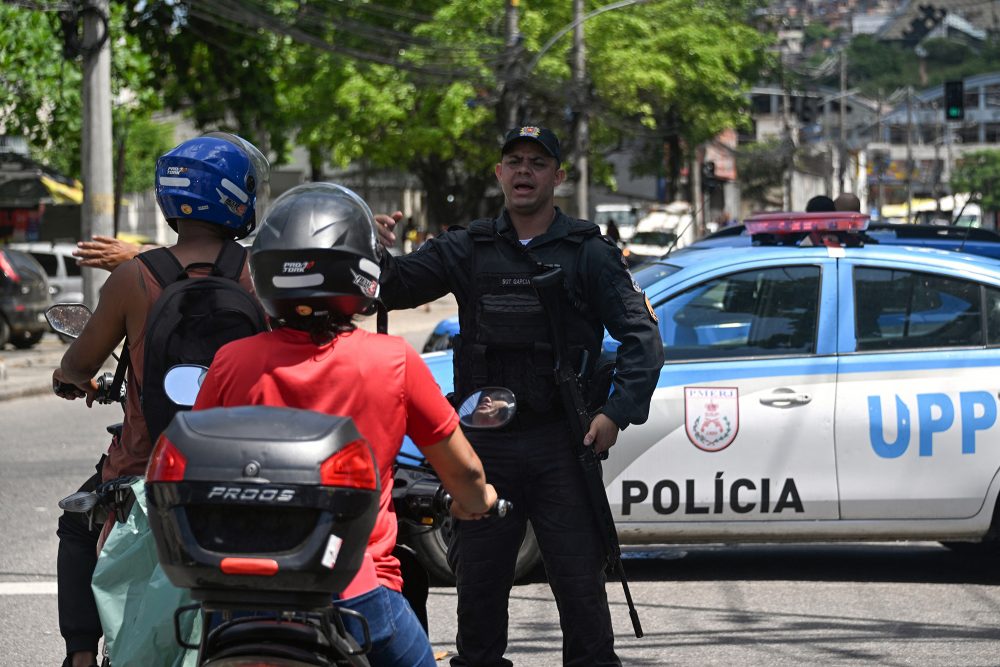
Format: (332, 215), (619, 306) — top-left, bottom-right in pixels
(606, 257), (841, 533)
(835, 259), (1000, 519)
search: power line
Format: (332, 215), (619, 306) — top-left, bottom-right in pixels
(190, 0), (501, 81)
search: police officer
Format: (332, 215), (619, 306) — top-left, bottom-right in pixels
(374, 126), (663, 666)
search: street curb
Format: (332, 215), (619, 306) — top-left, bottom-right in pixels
(0, 296), (458, 403)
(0, 382), (56, 402)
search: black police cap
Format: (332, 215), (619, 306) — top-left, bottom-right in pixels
(501, 126), (561, 162)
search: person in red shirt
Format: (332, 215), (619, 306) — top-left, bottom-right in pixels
(192, 181), (497, 667)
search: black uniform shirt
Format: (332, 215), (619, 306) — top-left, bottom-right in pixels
(379, 208), (664, 429)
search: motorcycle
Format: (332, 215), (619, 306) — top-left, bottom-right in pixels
(49, 304), (513, 666)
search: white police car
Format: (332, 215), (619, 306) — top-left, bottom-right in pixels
(403, 212), (1000, 580)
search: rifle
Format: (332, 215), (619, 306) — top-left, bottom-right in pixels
(531, 266), (643, 639)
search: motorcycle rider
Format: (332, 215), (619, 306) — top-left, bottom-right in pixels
(191, 181), (499, 666)
(52, 132), (268, 667)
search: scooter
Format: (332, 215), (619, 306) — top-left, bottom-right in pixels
(50, 304), (513, 666)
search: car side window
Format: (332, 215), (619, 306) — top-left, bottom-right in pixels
(29, 252), (57, 276)
(987, 288), (1000, 345)
(854, 267), (983, 351)
(655, 265), (821, 361)
(65, 256), (81, 277)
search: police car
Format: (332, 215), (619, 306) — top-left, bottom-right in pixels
(403, 212), (1000, 580)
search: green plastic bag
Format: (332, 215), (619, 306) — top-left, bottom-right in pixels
(92, 479), (202, 667)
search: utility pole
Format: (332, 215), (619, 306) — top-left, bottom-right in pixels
(838, 51), (847, 195)
(877, 87), (885, 219)
(504, 0), (521, 129)
(781, 74), (794, 210)
(572, 0), (589, 219)
(905, 86), (913, 224)
(81, 0), (114, 309)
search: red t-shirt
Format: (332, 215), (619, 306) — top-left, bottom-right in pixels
(192, 327), (458, 593)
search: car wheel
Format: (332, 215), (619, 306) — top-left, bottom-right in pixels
(409, 519), (542, 584)
(10, 330), (43, 349)
(0, 317), (9, 348)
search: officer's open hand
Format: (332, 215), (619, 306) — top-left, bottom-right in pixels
(584, 413), (619, 455)
(374, 211), (402, 249)
(74, 236), (143, 272)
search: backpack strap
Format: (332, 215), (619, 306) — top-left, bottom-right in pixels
(137, 242), (247, 286)
(137, 247), (186, 289)
(210, 240), (249, 280)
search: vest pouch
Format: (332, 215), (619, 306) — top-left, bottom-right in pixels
(488, 348), (559, 415)
(477, 293), (551, 349)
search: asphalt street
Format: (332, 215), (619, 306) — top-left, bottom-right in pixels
(3, 295), (1000, 665)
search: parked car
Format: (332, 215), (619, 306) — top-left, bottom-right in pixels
(10, 242), (84, 304)
(0, 246), (52, 348)
(403, 211), (1000, 581)
(621, 229), (679, 267)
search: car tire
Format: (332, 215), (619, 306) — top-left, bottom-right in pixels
(10, 330), (43, 349)
(410, 519), (542, 584)
(0, 317), (9, 348)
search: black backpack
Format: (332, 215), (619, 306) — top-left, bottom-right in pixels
(137, 241), (267, 443)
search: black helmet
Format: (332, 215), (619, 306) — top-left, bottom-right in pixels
(250, 182), (381, 322)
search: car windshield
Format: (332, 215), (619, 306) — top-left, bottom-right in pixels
(630, 231), (676, 246)
(633, 262), (682, 289)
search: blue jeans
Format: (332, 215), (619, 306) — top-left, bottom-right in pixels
(335, 585), (436, 667)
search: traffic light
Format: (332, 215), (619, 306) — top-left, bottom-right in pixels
(944, 80), (964, 121)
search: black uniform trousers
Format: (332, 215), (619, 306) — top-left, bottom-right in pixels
(55, 458), (104, 657)
(447, 418), (620, 667)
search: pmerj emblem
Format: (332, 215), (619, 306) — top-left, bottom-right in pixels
(684, 386), (739, 452)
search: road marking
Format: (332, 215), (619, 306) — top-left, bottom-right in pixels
(0, 582), (57, 595)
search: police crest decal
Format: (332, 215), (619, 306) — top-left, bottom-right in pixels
(684, 387), (739, 452)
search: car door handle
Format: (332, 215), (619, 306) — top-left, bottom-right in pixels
(759, 388), (812, 407)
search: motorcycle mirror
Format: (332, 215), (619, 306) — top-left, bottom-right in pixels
(457, 387), (517, 430)
(163, 364), (209, 407)
(45, 303), (92, 339)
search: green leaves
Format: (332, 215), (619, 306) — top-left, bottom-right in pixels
(952, 150), (1000, 213)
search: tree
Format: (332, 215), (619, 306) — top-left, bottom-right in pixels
(367, 0), (772, 219)
(0, 3), (167, 190)
(736, 138), (788, 209)
(951, 149), (1000, 214)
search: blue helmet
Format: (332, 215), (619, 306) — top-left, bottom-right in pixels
(155, 132), (270, 240)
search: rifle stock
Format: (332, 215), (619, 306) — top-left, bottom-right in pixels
(531, 267), (643, 638)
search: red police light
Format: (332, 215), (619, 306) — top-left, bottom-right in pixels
(744, 212), (870, 235)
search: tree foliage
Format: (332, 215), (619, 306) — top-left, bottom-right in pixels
(5, 0), (773, 226)
(951, 149), (1000, 213)
(0, 3), (165, 189)
(844, 35), (1000, 97)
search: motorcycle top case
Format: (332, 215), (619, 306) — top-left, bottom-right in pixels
(145, 406), (379, 610)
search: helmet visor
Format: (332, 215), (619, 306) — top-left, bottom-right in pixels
(204, 131), (271, 187)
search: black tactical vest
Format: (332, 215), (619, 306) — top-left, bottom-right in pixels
(452, 217), (601, 414)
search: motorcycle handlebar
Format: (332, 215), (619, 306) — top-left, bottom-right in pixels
(52, 371), (123, 405)
(441, 493), (511, 518)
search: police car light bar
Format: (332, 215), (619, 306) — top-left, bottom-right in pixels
(744, 212), (870, 235)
